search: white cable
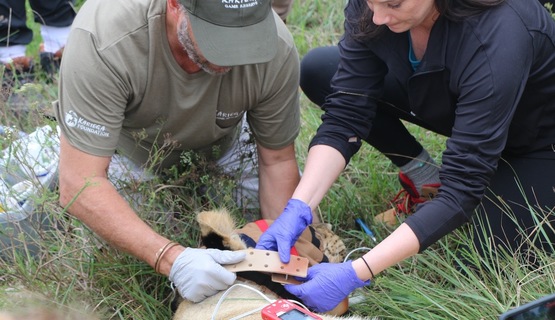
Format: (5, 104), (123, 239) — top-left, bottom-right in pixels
(343, 246), (375, 308)
(209, 249), (374, 319)
(343, 247), (373, 262)
(211, 283), (275, 320)
(231, 298), (312, 320)
(285, 298), (311, 311)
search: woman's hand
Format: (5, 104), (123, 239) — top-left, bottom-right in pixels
(284, 261), (370, 312)
(255, 199), (313, 263)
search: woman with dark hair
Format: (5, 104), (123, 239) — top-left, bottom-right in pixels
(256, 0), (555, 312)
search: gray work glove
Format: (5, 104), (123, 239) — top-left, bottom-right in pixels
(169, 248), (246, 302)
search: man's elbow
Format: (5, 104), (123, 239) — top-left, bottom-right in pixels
(57, 175), (76, 211)
(57, 169), (89, 213)
(257, 143), (298, 166)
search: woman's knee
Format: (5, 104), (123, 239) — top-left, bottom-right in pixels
(300, 46), (340, 107)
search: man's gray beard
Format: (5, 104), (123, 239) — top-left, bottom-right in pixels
(177, 18), (230, 75)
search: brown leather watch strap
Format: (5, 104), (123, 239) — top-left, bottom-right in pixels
(224, 249), (309, 280)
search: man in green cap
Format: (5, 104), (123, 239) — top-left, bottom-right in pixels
(54, 0), (303, 303)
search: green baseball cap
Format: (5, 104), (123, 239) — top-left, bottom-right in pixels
(180, 0), (278, 67)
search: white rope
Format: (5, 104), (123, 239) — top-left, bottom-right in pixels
(211, 283), (275, 320)
(343, 247), (373, 262)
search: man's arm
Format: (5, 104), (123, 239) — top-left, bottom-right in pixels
(57, 134), (184, 276)
(256, 142), (300, 220)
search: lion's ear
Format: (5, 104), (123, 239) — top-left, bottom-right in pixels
(196, 209), (247, 251)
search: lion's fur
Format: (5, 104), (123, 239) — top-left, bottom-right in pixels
(173, 278), (369, 320)
(173, 209), (367, 320)
(196, 209), (247, 251)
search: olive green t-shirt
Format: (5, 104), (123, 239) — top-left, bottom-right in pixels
(54, 0), (300, 170)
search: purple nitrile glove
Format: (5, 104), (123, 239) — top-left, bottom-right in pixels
(284, 261), (370, 313)
(255, 199), (312, 263)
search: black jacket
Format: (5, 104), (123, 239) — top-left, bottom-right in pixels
(310, 0), (555, 250)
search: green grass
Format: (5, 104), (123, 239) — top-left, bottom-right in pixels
(0, 0), (554, 319)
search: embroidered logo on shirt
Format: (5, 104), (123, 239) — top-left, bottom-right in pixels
(65, 110), (110, 138)
(216, 110), (244, 121)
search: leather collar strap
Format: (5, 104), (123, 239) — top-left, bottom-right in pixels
(224, 249), (309, 284)
(225, 251), (350, 316)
